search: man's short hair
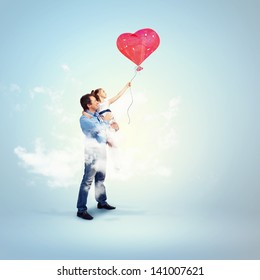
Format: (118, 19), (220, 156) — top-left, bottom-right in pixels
(80, 93), (94, 111)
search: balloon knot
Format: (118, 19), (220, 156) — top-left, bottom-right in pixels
(136, 66), (143, 71)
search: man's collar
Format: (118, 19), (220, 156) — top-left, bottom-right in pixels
(85, 110), (96, 116)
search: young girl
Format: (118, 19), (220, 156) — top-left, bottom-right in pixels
(83, 82), (131, 132)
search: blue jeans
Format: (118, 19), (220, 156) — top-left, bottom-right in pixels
(77, 160), (107, 212)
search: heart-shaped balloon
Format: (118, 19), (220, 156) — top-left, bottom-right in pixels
(116, 28), (160, 68)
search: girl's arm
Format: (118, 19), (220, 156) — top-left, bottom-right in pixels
(108, 82), (131, 105)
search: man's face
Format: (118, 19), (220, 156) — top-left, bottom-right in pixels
(88, 96), (99, 111)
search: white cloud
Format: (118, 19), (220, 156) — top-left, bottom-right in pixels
(60, 64), (84, 86)
(30, 86), (45, 98)
(160, 96), (181, 122)
(0, 83), (27, 114)
(14, 136), (174, 188)
(0, 83), (21, 95)
(30, 86), (63, 101)
(14, 95), (181, 187)
(106, 97), (181, 181)
(13, 103), (27, 112)
(29, 86), (75, 123)
(156, 166), (172, 177)
(14, 138), (82, 188)
(61, 64), (70, 72)
(33, 86), (45, 93)
(9, 83), (21, 93)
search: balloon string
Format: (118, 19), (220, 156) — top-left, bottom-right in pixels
(130, 70), (138, 82)
(127, 69), (138, 124)
(127, 87), (134, 124)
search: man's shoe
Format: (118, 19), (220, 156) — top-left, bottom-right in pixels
(97, 202), (116, 210)
(77, 211), (93, 220)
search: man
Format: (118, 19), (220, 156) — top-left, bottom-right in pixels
(76, 93), (116, 220)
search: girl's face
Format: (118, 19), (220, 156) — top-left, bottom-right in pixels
(98, 89), (107, 99)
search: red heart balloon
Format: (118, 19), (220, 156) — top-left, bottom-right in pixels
(116, 28), (160, 67)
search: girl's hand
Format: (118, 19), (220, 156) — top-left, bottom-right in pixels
(110, 121), (119, 131)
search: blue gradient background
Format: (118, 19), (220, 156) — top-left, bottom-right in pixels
(0, 0), (259, 259)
